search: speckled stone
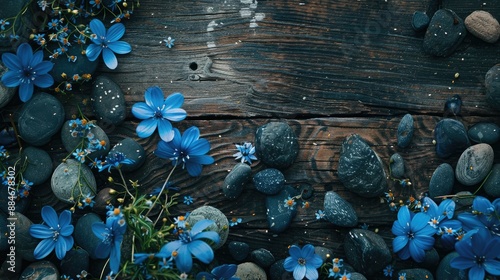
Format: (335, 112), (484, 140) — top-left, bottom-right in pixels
(434, 118), (470, 158)
(389, 153), (405, 178)
(455, 143), (494, 186)
(397, 114), (414, 148)
(436, 251), (467, 280)
(255, 122), (299, 170)
(19, 261), (59, 280)
(250, 248), (275, 269)
(61, 120), (110, 160)
(338, 134), (387, 197)
(14, 212), (38, 262)
(323, 191), (358, 227)
(423, 9), (467, 57)
(74, 213), (103, 259)
(19, 146), (53, 186)
(186, 206), (229, 249)
(399, 268), (434, 280)
(228, 241), (250, 261)
(314, 246), (333, 262)
(91, 75), (127, 125)
(235, 262), (267, 280)
(253, 168), (285, 195)
(483, 163), (500, 197)
(51, 159), (97, 203)
(468, 122), (500, 144)
(265, 186), (299, 233)
(412, 11), (430, 32)
(464, 10), (500, 43)
(429, 163), (454, 198)
(223, 163), (252, 199)
(108, 138), (146, 172)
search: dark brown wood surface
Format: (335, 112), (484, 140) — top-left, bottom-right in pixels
(12, 0), (500, 278)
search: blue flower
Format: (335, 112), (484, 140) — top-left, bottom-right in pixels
(233, 142), (257, 164)
(339, 271), (351, 280)
(391, 206), (436, 262)
(92, 216), (127, 274)
(284, 197), (296, 209)
(156, 219), (220, 273)
(89, 0), (101, 8)
(398, 272), (406, 280)
(29, 206), (74, 260)
(1, 43), (54, 102)
(99, 152), (135, 172)
(183, 195), (194, 205)
(383, 265), (393, 277)
(315, 210), (325, 220)
(421, 197), (455, 228)
(437, 219), (463, 249)
(164, 36), (175, 48)
(328, 258), (343, 278)
(458, 196), (500, 235)
(80, 193), (95, 208)
(131, 86), (187, 142)
(155, 126), (214, 177)
(86, 19), (131, 69)
(283, 244), (323, 280)
(196, 264), (239, 280)
(0, 19), (10, 30)
(229, 217), (242, 227)
(48, 19), (59, 30)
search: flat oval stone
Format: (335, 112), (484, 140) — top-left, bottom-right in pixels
(452, 191), (474, 206)
(483, 163), (500, 197)
(17, 93), (65, 146)
(389, 153), (405, 178)
(109, 138), (146, 172)
(186, 206), (229, 249)
(455, 143), (494, 186)
(253, 168), (285, 195)
(60, 248), (89, 278)
(423, 9), (467, 57)
(398, 268), (434, 280)
(235, 262), (267, 280)
(436, 251), (467, 280)
(338, 134), (387, 197)
(412, 11), (430, 32)
(434, 118), (470, 158)
(51, 159), (97, 203)
(228, 241), (250, 261)
(250, 248), (275, 269)
(265, 186), (299, 233)
(344, 229), (392, 276)
(223, 163), (252, 200)
(14, 212), (38, 262)
(20, 260), (59, 280)
(91, 75), (127, 125)
(255, 122), (299, 170)
(397, 113), (414, 148)
(429, 163), (454, 198)
(485, 64), (500, 110)
(464, 10), (500, 43)
(74, 213), (103, 259)
(323, 191), (358, 227)
(468, 122), (500, 144)
(61, 120), (110, 160)
(20, 146), (53, 186)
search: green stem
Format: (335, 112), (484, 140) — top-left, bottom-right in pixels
(145, 165), (176, 217)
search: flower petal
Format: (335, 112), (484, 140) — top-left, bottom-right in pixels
(19, 82), (34, 102)
(17, 43), (33, 67)
(409, 240), (426, 262)
(92, 222), (107, 240)
(58, 210), (72, 227)
(304, 264), (319, 280)
(308, 255), (323, 268)
(301, 244), (315, 259)
(95, 241), (111, 259)
(29, 225), (54, 239)
(60, 225), (74, 236)
(30, 50), (44, 67)
(106, 23), (125, 42)
(484, 259), (500, 276)
(469, 265), (485, 280)
(411, 213), (432, 233)
(55, 237), (68, 259)
(1, 70), (21, 87)
(155, 140), (176, 159)
(132, 102), (154, 119)
(186, 162), (202, 177)
(32, 61), (54, 75)
(164, 108), (187, 122)
(42, 206), (59, 229)
(34, 238), (56, 259)
(165, 92), (184, 109)
(108, 41), (131, 54)
(397, 206), (411, 230)
(392, 220), (407, 236)
(86, 44), (102, 62)
(2, 52), (22, 71)
(181, 127), (200, 151)
(110, 239), (122, 273)
(157, 240), (182, 258)
(145, 86), (165, 109)
(187, 139), (211, 156)
(392, 235), (408, 253)
(90, 19), (106, 37)
(450, 256), (475, 270)
(193, 231), (220, 244)
(102, 48), (118, 69)
(293, 264), (306, 280)
(412, 235), (435, 251)
(188, 155), (214, 165)
(158, 119), (174, 142)
(283, 256), (296, 272)
(176, 245), (193, 272)
(136, 118), (158, 138)
(191, 219), (214, 236)
(33, 73), (54, 88)
(188, 240), (214, 264)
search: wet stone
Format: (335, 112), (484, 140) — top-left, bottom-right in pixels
(389, 153), (405, 178)
(434, 118), (470, 158)
(19, 146), (53, 186)
(74, 213), (104, 259)
(270, 259), (292, 280)
(20, 261), (59, 280)
(253, 168), (285, 195)
(250, 248), (275, 269)
(223, 163), (252, 200)
(17, 93), (65, 146)
(455, 143), (494, 186)
(265, 185), (299, 233)
(436, 251), (467, 280)
(464, 10), (500, 43)
(323, 191), (358, 227)
(397, 113), (414, 148)
(350, 273), (367, 280)
(0, 62), (16, 108)
(423, 9), (467, 57)
(60, 248), (89, 278)
(61, 120), (110, 160)
(235, 262), (267, 280)
(91, 75), (127, 125)
(344, 229), (392, 277)
(109, 138), (146, 172)
(483, 163), (500, 197)
(444, 94), (462, 117)
(412, 11), (430, 32)
(255, 122), (299, 170)
(228, 241), (250, 261)
(186, 206), (229, 249)
(468, 122), (500, 144)
(338, 134), (387, 197)
(485, 64), (500, 110)
(51, 159), (97, 204)
(50, 44), (99, 83)
(14, 212), (38, 262)
(429, 163), (455, 198)
(314, 246), (333, 262)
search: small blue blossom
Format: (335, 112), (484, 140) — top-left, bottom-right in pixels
(33, 34), (46, 46)
(108, 0), (122, 11)
(92, 215), (127, 274)
(458, 196), (500, 235)
(72, 148), (87, 163)
(233, 142), (257, 164)
(229, 217), (242, 227)
(86, 19), (131, 69)
(37, 0), (49, 11)
(383, 265), (393, 277)
(0, 19), (10, 30)
(80, 193), (95, 209)
(283, 244), (323, 280)
(183, 195), (194, 205)
(134, 253), (154, 264)
(98, 152), (135, 172)
(60, 275), (73, 280)
(174, 215), (188, 228)
(284, 197), (296, 209)
(339, 271), (351, 280)
(89, 0), (101, 8)
(328, 259), (343, 278)
(48, 19), (59, 30)
(398, 272), (406, 280)
(315, 210), (325, 220)
(164, 36), (175, 48)
(360, 223), (369, 230)
(76, 270), (88, 278)
(421, 197), (455, 228)
(196, 264), (239, 280)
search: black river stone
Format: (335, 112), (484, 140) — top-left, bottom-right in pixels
(255, 122), (299, 170)
(423, 9), (467, 57)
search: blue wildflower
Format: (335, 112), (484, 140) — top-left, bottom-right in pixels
(89, 0), (101, 8)
(391, 206), (436, 262)
(183, 195), (194, 205)
(398, 272), (406, 280)
(29, 206), (74, 259)
(284, 244), (323, 280)
(108, 0), (122, 11)
(196, 264), (239, 280)
(328, 258), (343, 278)
(284, 196), (296, 209)
(156, 219), (220, 273)
(0, 19), (10, 30)
(339, 271), (351, 280)
(421, 197), (455, 228)
(164, 36), (175, 48)
(155, 126), (214, 177)
(437, 219), (463, 249)
(383, 264), (393, 277)
(174, 215), (188, 228)
(315, 210), (325, 220)
(48, 19), (59, 30)
(229, 217), (242, 227)
(80, 193), (95, 208)
(1, 43), (54, 102)
(233, 142), (257, 164)
(86, 19), (131, 69)
(132, 86), (186, 142)
(99, 152), (135, 172)
(458, 196), (500, 235)
(134, 253), (154, 264)
(92, 216), (127, 274)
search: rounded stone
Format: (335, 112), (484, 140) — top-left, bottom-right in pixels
(93, 187), (117, 215)
(483, 163), (500, 197)
(250, 248), (275, 269)
(344, 229), (392, 277)
(269, 259), (292, 280)
(14, 212), (39, 262)
(60, 248), (89, 278)
(91, 75), (127, 125)
(51, 159), (97, 204)
(17, 93), (65, 146)
(186, 206), (229, 249)
(420, 247), (440, 271)
(412, 11), (430, 32)
(455, 143), (494, 186)
(235, 262), (267, 280)
(434, 118), (470, 158)
(398, 268), (434, 280)
(0, 62), (16, 108)
(50, 43), (99, 83)
(19, 146), (53, 186)
(74, 213), (104, 259)
(423, 9), (467, 57)
(253, 168), (285, 195)
(223, 163), (252, 200)
(265, 186), (299, 233)
(19, 261), (59, 280)
(468, 122), (500, 144)
(255, 122), (299, 170)
(323, 191), (358, 227)
(108, 138), (146, 172)
(436, 251), (467, 280)
(464, 10), (500, 43)
(485, 64), (500, 110)
(397, 113), (414, 148)
(228, 241), (250, 261)
(61, 120), (110, 160)
(314, 246), (333, 262)
(350, 272), (368, 280)
(429, 163), (455, 198)
(338, 134), (387, 197)
(389, 153), (405, 178)
(444, 94), (462, 117)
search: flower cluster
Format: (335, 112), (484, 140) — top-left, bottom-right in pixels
(68, 118), (107, 163)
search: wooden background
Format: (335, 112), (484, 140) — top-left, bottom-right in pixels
(7, 0), (500, 278)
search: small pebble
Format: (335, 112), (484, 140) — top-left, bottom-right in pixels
(344, 229), (392, 276)
(51, 159), (97, 204)
(253, 168), (285, 195)
(412, 11), (430, 32)
(429, 163), (455, 198)
(444, 94), (462, 117)
(255, 122), (299, 170)
(468, 122), (500, 144)
(423, 9), (467, 57)
(235, 262), (267, 280)
(464, 10), (500, 43)
(19, 146), (53, 186)
(109, 138), (146, 172)
(74, 213), (104, 259)
(455, 143), (494, 186)
(186, 206), (229, 249)
(250, 248), (275, 269)
(223, 163), (252, 199)
(91, 75), (127, 125)
(434, 118), (470, 158)
(397, 113), (414, 148)
(265, 186), (299, 233)
(61, 120), (110, 160)
(389, 153), (405, 178)
(436, 251), (467, 280)
(228, 241), (250, 261)
(323, 191), (358, 227)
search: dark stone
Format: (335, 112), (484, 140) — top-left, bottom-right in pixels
(14, 212), (38, 262)
(186, 206), (229, 249)
(50, 43), (99, 83)
(51, 159), (97, 204)
(17, 93), (65, 146)
(485, 64), (500, 111)
(253, 168), (285, 195)
(323, 191), (358, 227)
(235, 262), (267, 280)
(269, 259), (293, 280)
(19, 146), (53, 186)
(434, 118), (470, 158)
(61, 120), (110, 161)
(0, 62), (16, 108)
(455, 143), (494, 186)
(389, 153), (405, 178)
(228, 241), (250, 261)
(0, 183), (30, 215)
(298, 184), (314, 199)
(60, 248), (89, 278)
(468, 122), (500, 144)
(223, 163), (252, 199)
(255, 122), (299, 170)
(350, 272), (368, 280)
(0, 212), (8, 251)
(109, 138), (146, 172)
(420, 247), (440, 271)
(399, 268), (434, 280)
(344, 229), (392, 276)
(250, 248), (275, 268)
(412, 11), (430, 32)
(93, 187), (117, 215)
(436, 251), (467, 280)
(397, 113), (414, 148)
(0, 252), (22, 279)
(19, 261), (59, 280)
(265, 186), (299, 233)
(444, 94), (462, 117)
(483, 163), (500, 197)
(429, 163), (454, 198)
(314, 246), (332, 262)
(338, 134), (388, 197)
(74, 213), (103, 259)
(0, 127), (16, 147)
(91, 75), (127, 125)
(423, 9), (467, 57)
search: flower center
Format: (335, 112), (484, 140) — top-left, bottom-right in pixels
(297, 258), (306, 266)
(179, 232), (192, 243)
(102, 229), (114, 245)
(475, 255), (486, 265)
(407, 232), (415, 239)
